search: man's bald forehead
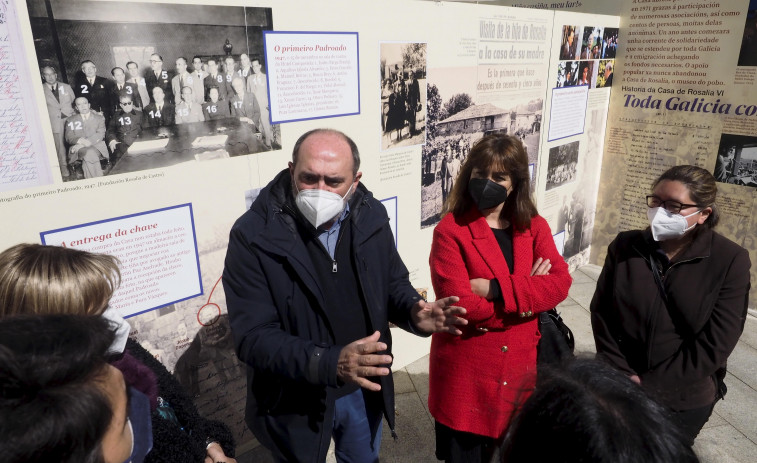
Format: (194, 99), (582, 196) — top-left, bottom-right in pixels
(292, 129), (360, 175)
(302, 130), (349, 150)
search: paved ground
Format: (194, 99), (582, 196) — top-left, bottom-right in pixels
(238, 265), (757, 462)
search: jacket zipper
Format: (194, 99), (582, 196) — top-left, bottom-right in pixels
(282, 199), (399, 438)
(635, 245), (704, 369)
(331, 230), (344, 273)
(658, 256), (700, 279)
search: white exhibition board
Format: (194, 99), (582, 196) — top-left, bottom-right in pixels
(3, 0), (617, 446)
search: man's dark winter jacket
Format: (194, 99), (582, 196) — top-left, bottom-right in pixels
(222, 169), (424, 462)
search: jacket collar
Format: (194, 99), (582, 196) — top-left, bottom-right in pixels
(248, 169), (385, 307)
(461, 208), (532, 275)
(634, 227), (712, 262)
(251, 167), (383, 261)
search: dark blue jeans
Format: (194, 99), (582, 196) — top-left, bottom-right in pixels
(333, 388), (382, 463)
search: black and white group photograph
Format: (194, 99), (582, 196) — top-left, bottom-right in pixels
(27, 0), (276, 182)
(714, 133), (757, 187)
(546, 140), (579, 191)
(380, 42), (427, 150)
(420, 66), (543, 228)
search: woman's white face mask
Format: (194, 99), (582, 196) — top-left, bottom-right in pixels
(647, 207), (701, 242)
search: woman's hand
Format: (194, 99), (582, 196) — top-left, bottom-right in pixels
(205, 442), (237, 463)
(531, 257), (551, 276)
(470, 278), (494, 300)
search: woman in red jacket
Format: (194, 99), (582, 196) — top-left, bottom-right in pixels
(429, 134), (572, 462)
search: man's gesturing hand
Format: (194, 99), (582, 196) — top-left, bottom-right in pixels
(337, 331), (393, 392)
(411, 296), (468, 335)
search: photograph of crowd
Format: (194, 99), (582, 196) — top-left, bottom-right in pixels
(27, 0), (276, 182)
(420, 67), (542, 228)
(380, 42), (427, 150)
(546, 140), (579, 191)
(714, 133), (757, 187)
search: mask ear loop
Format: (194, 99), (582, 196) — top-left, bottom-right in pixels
(124, 417), (135, 463)
(342, 182), (354, 200)
(682, 209), (702, 233)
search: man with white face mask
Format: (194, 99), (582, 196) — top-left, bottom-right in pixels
(223, 129), (468, 463)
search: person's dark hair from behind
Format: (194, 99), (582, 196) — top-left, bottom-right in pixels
(0, 315), (115, 463)
(500, 358), (699, 463)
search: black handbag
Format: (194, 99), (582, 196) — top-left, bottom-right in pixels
(537, 308), (575, 365)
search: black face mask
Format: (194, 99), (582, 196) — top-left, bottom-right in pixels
(468, 178), (508, 211)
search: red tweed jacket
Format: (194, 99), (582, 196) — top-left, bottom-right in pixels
(428, 210), (572, 438)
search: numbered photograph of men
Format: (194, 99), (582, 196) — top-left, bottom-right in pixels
(27, 0), (278, 182)
(380, 42), (427, 150)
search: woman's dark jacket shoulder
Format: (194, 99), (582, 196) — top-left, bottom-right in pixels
(126, 338), (235, 463)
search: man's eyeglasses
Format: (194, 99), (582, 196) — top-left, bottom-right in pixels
(646, 195), (699, 214)
(120, 102), (133, 106)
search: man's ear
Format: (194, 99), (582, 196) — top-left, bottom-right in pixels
(288, 161), (294, 176)
(353, 172), (362, 186)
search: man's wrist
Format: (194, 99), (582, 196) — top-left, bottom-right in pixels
(408, 299), (426, 334)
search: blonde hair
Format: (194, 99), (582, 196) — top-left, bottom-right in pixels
(0, 244), (120, 318)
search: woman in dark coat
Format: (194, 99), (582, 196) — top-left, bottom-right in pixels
(387, 75), (408, 141)
(591, 165), (751, 444)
